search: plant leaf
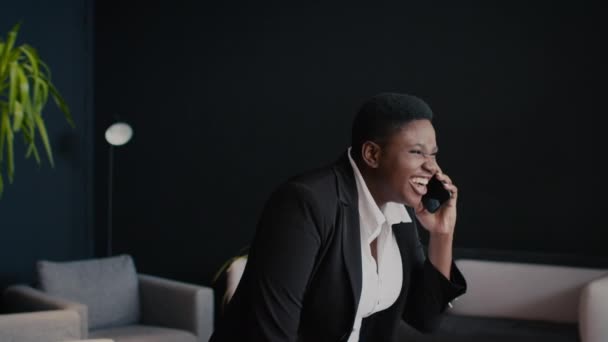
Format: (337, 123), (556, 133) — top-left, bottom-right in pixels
(20, 117), (38, 165)
(20, 45), (42, 112)
(12, 101), (23, 131)
(21, 63), (53, 115)
(25, 141), (41, 163)
(16, 66), (31, 115)
(0, 22), (20, 80)
(20, 115), (33, 143)
(1, 109), (15, 183)
(34, 113), (53, 167)
(34, 74), (48, 111)
(0, 103), (6, 162)
(0, 41), (5, 85)
(48, 82), (74, 127)
(22, 62), (71, 126)
(8, 61), (17, 113)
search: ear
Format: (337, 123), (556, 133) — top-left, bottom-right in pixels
(361, 141), (382, 168)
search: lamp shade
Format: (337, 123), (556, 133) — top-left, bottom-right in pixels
(105, 122), (133, 146)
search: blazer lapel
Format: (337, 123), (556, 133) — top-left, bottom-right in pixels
(341, 202), (362, 312)
(393, 211), (419, 302)
(393, 220), (415, 269)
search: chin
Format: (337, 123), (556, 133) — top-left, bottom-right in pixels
(401, 193), (421, 208)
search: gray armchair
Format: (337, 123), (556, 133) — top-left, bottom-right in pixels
(0, 308), (81, 342)
(4, 255), (214, 342)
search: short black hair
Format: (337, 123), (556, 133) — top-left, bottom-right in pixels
(351, 92), (433, 160)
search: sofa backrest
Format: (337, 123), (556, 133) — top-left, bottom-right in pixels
(37, 254), (140, 330)
(449, 259), (608, 323)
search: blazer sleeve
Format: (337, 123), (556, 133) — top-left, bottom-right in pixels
(401, 219), (467, 333)
(243, 182), (324, 341)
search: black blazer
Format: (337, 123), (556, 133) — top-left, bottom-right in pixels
(210, 154), (466, 342)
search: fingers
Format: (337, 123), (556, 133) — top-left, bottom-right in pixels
(415, 200), (427, 215)
(443, 183), (458, 201)
(435, 171), (458, 201)
(434, 170), (451, 184)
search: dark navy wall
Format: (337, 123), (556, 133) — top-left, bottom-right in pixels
(94, 2), (605, 286)
(0, 0), (94, 290)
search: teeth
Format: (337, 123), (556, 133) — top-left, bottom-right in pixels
(412, 177), (428, 186)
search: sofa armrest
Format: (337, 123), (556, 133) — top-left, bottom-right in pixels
(448, 259), (607, 323)
(0, 310), (81, 342)
(139, 274), (214, 342)
(3, 285), (88, 338)
(579, 274), (608, 342)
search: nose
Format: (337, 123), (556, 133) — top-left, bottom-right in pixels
(422, 157), (439, 175)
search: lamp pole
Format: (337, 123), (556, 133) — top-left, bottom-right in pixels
(107, 145), (114, 256)
(104, 121), (133, 257)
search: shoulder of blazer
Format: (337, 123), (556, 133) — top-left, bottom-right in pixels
(281, 152), (357, 209)
(331, 152), (357, 207)
(270, 153), (357, 241)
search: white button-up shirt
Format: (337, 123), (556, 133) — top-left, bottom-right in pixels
(347, 148), (412, 342)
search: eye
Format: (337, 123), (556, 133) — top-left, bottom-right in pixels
(408, 150), (438, 158)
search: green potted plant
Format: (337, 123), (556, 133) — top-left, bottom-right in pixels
(0, 22), (73, 197)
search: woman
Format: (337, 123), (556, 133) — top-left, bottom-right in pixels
(210, 93), (467, 342)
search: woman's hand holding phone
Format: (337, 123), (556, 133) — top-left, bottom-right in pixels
(416, 170), (458, 237)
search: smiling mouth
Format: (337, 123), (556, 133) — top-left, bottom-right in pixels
(409, 177), (429, 195)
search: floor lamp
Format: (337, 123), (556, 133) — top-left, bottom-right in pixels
(105, 122), (133, 256)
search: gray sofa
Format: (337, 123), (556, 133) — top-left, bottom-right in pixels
(3, 255), (214, 342)
(436, 259), (608, 342)
(0, 308), (82, 342)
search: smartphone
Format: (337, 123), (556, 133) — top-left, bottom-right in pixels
(422, 176), (451, 213)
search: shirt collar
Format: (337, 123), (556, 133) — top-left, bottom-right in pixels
(347, 148), (411, 240)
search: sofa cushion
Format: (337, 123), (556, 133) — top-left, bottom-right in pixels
(37, 254), (140, 330)
(437, 314), (580, 342)
(89, 325), (196, 342)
